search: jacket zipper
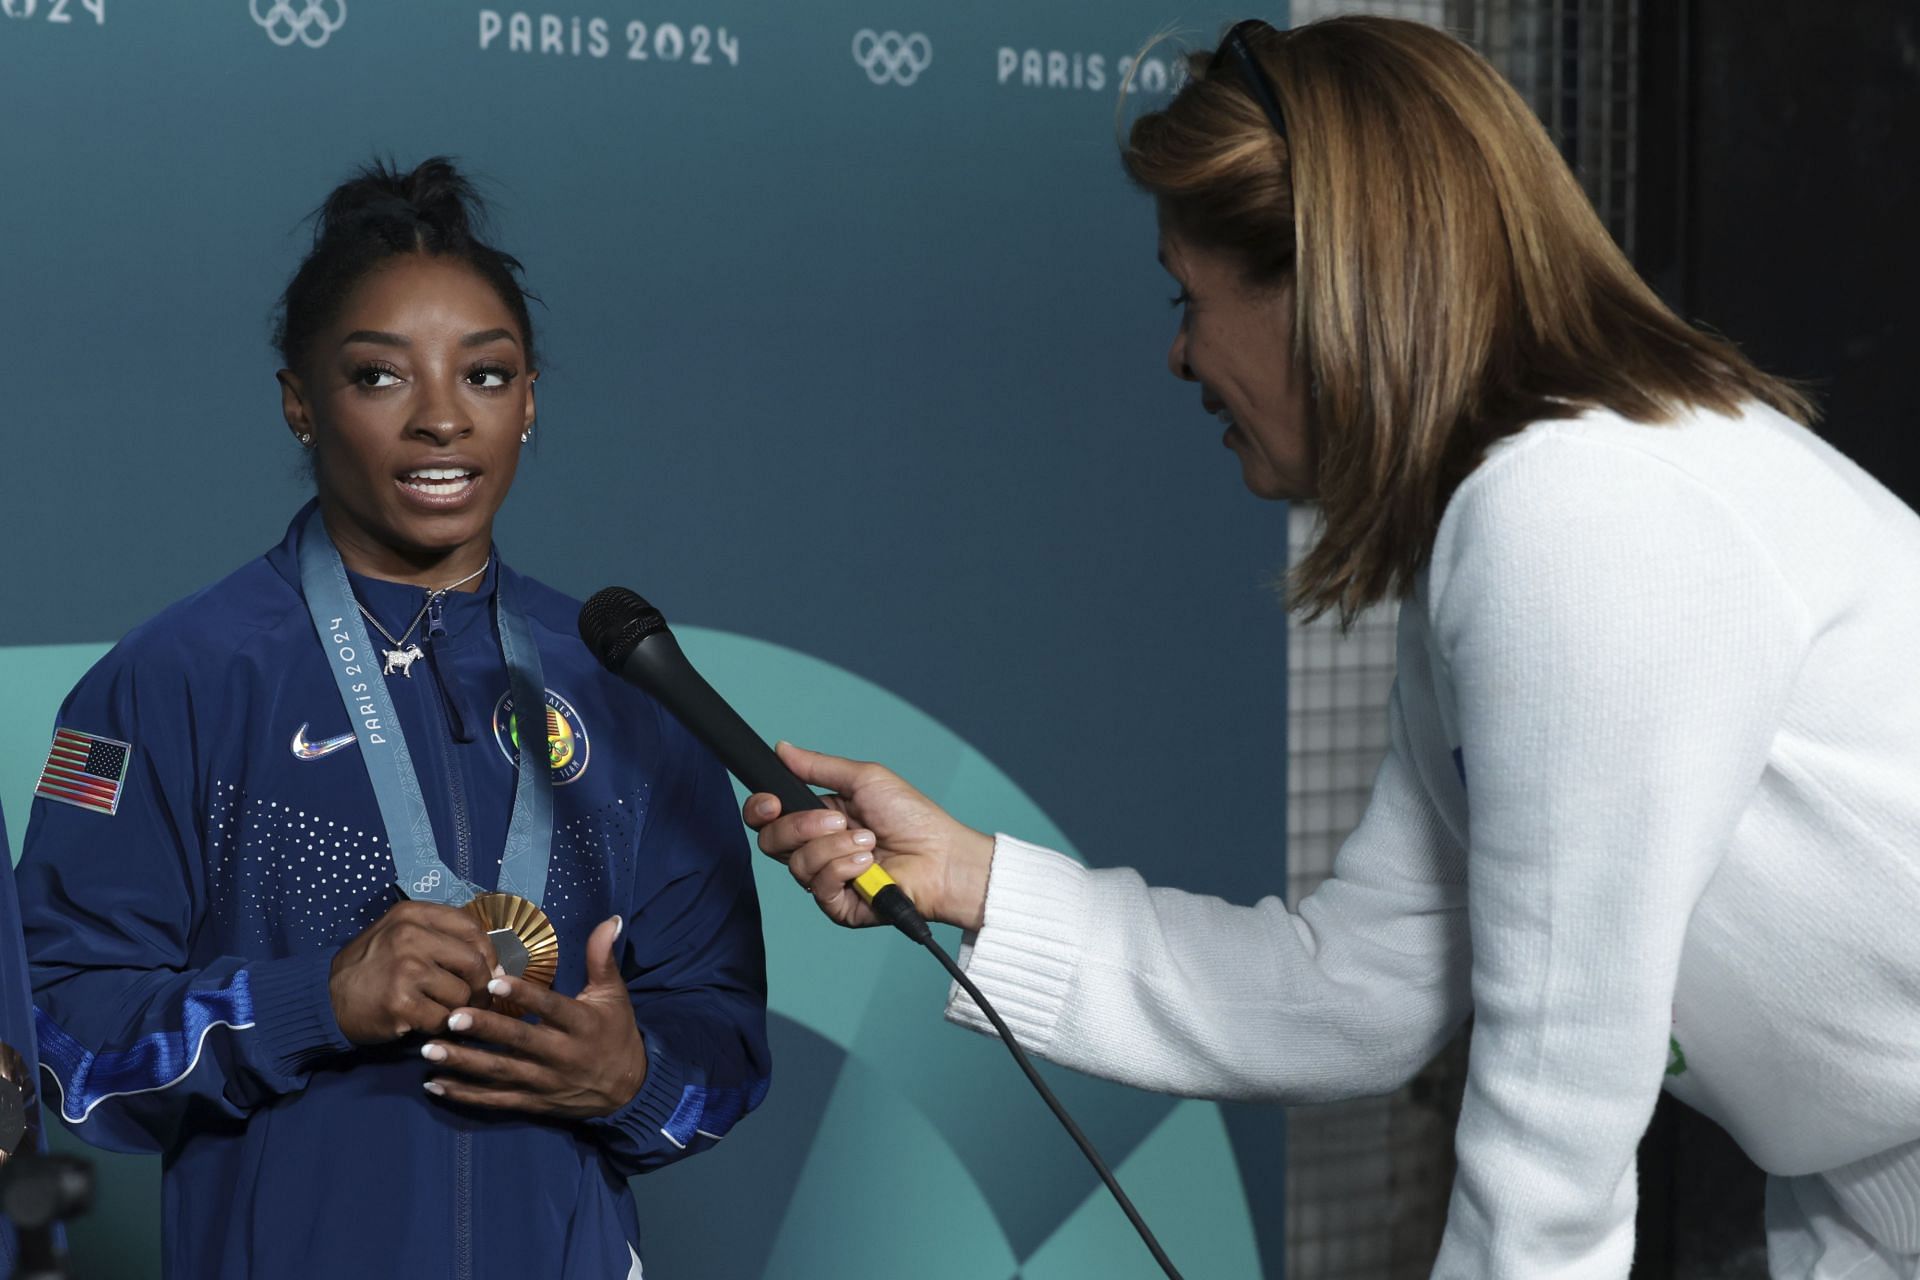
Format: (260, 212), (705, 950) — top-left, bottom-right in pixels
(425, 590), (477, 1280)
(426, 590), (473, 744)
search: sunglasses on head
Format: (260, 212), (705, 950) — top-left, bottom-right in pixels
(1219, 19), (1290, 142)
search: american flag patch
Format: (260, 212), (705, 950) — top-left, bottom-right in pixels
(35, 728), (131, 816)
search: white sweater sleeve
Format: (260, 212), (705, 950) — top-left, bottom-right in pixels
(944, 682), (1471, 1104)
(1427, 433), (1811, 1278)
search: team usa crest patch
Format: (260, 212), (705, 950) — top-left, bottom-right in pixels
(36, 727), (131, 815)
(493, 688), (590, 786)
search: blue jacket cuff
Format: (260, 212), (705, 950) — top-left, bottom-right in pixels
(245, 952), (353, 1077)
(588, 1033), (689, 1152)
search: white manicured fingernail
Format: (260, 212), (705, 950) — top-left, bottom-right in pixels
(488, 978), (511, 997)
(492, 964), (505, 979)
(421, 1043), (447, 1062)
(423, 1081), (445, 1097)
(609, 914), (624, 938)
(852, 850), (873, 866)
(447, 1012), (473, 1033)
(851, 830), (875, 848)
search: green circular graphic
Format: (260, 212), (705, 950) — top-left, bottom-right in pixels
(645, 629), (1261, 1278)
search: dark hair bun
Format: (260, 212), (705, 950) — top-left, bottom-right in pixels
(275, 155), (538, 368)
(316, 156), (483, 248)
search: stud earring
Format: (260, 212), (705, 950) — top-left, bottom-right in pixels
(520, 426), (533, 444)
(298, 432), (314, 446)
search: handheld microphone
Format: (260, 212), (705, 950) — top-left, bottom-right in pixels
(578, 585), (1184, 1279)
(577, 587), (931, 945)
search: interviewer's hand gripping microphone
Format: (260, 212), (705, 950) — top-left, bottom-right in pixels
(577, 588), (931, 944)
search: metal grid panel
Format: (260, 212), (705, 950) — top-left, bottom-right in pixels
(1281, 2), (1640, 1274)
(1288, 0), (1447, 23)
(1285, 502), (1463, 1280)
(1450, 0), (1641, 253)
(1284, 504), (1399, 907)
(1291, 0), (1642, 254)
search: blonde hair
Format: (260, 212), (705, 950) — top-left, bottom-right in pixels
(1124, 16), (1812, 625)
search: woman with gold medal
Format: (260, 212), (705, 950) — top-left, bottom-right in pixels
(14, 158), (771, 1279)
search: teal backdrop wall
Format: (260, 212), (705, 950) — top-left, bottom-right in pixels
(0, 3), (1293, 1276)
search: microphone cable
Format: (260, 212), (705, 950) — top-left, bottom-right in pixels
(801, 837), (1189, 1278)
(579, 587), (1187, 1279)
(854, 885), (1182, 1277)
(920, 926), (1185, 1280)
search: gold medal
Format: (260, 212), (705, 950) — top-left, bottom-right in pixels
(0, 1040), (36, 1167)
(462, 892), (559, 1017)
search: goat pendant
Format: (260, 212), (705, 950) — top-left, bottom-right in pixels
(383, 644), (426, 678)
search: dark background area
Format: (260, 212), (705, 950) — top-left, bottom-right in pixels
(1639, 0), (1918, 501)
(1634, 0), (1919, 1273)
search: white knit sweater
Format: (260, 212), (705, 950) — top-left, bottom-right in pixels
(946, 402), (1920, 1277)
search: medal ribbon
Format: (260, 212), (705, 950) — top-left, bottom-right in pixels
(493, 570), (553, 906)
(297, 508), (553, 909)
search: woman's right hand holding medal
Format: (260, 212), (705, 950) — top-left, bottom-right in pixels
(330, 900), (502, 1044)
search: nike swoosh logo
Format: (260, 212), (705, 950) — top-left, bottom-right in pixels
(291, 723), (358, 761)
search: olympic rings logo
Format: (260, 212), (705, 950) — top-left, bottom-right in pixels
(249, 0), (346, 48)
(852, 29), (931, 87)
(411, 868), (444, 895)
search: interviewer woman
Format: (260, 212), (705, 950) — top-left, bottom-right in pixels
(749, 17), (1920, 1279)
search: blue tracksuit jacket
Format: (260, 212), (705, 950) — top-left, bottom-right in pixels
(15, 507), (770, 1279)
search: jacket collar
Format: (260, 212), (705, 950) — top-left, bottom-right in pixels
(264, 499), (512, 649)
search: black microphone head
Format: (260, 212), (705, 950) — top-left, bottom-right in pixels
(579, 587), (670, 671)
